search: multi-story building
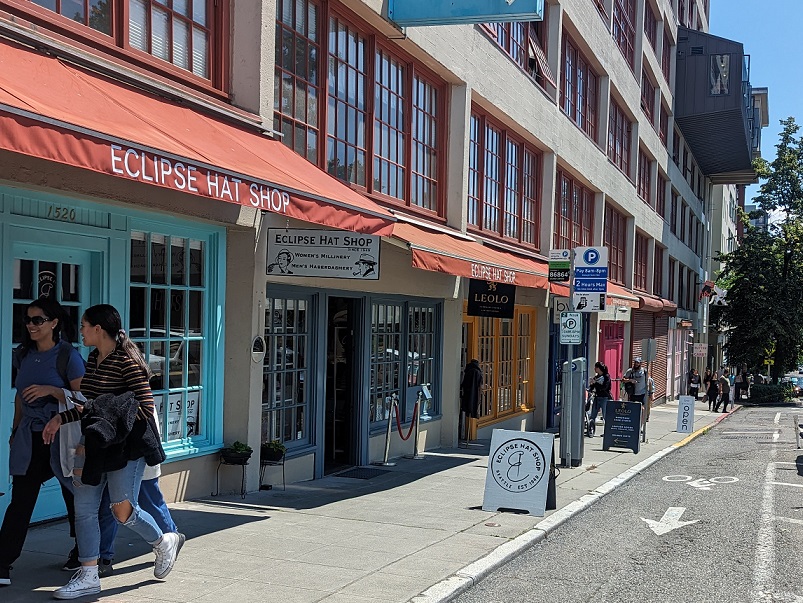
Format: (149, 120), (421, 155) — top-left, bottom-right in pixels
(0, 0), (767, 522)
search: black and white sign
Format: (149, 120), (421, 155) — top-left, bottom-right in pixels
(467, 279), (516, 319)
(602, 400), (642, 454)
(483, 429), (554, 516)
(267, 228), (380, 279)
(559, 312), (582, 345)
(548, 249), (570, 282)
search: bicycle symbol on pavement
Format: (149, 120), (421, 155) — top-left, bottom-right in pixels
(662, 475), (739, 491)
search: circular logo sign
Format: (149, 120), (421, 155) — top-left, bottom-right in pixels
(583, 248), (600, 265)
(491, 438), (547, 493)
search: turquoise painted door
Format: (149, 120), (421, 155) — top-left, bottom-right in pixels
(1, 231), (103, 522)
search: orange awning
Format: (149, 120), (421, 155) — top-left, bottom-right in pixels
(606, 283), (640, 308)
(662, 299), (678, 315)
(637, 293), (665, 312)
(391, 222), (550, 289)
(0, 39), (394, 236)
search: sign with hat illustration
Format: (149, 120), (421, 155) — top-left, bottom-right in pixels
(267, 228), (380, 280)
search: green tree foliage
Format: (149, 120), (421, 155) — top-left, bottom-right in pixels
(716, 118), (803, 379)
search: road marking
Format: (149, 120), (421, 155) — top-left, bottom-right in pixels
(769, 481), (803, 488)
(709, 476), (740, 484)
(752, 414), (780, 601)
(662, 475), (739, 490)
(776, 516), (803, 526)
(663, 475), (693, 482)
(641, 507), (699, 535)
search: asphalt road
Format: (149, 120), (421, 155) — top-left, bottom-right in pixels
(454, 405), (803, 603)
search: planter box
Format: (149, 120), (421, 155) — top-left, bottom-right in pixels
(221, 450), (252, 465)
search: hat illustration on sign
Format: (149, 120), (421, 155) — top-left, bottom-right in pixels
(355, 253), (376, 266)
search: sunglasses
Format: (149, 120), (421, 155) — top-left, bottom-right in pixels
(23, 316), (53, 326)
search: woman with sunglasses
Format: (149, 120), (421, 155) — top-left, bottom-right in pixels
(0, 298), (86, 587)
(43, 304), (183, 599)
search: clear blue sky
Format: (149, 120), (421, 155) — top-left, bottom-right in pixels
(709, 0), (802, 203)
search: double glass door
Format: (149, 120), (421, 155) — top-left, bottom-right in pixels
(1, 231), (103, 522)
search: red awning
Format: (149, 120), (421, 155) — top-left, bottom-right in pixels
(637, 294), (665, 312)
(606, 283), (640, 308)
(662, 299), (678, 315)
(391, 222), (550, 289)
(0, 39), (394, 235)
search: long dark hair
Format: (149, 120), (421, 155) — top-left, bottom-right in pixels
(594, 361), (609, 375)
(21, 297), (74, 349)
(83, 304), (150, 376)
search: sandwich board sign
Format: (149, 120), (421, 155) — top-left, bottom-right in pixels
(483, 429), (554, 516)
(677, 396), (695, 434)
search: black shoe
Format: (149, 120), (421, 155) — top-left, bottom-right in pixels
(98, 559), (114, 578)
(62, 546), (80, 571)
(0, 565), (10, 586)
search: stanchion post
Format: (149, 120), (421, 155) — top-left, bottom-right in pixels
(404, 399), (425, 460)
(373, 398), (398, 467)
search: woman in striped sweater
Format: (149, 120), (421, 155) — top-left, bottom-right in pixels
(43, 304), (184, 600)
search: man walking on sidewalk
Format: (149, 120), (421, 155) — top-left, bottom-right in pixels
(715, 370), (731, 413)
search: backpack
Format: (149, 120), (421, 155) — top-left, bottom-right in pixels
(11, 342), (76, 390)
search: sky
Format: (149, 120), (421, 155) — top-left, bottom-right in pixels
(709, 0), (803, 204)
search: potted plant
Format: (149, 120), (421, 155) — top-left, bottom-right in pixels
(220, 441), (253, 465)
(260, 440), (287, 462)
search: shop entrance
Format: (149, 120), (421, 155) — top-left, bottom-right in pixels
(324, 297), (359, 474)
(1, 229), (104, 521)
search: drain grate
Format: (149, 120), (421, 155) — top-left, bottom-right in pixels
(335, 467), (391, 480)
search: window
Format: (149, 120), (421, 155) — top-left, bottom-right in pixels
(468, 111), (542, 247)
(653, 246), (664, 297)
(370, 302), (438, 425)
(681, 203), (688, 245)
(656, 175), (667, 218)
(659, 104), (669, 146)
(592, 0), (608, 21)
(612, 0), (636, 68)
(129, 228), (218, 449)
(262, 296), (311, 448)
(561, 36), (599, 141)
(604, 205), (627, 284)
(275, 2), (443, 212)
(644, 3), (657, 51)
(641, 71), (656, 124)
(468, 307), (536, 425)
(483, 15), (555, 89)
(669, 258), (677, 302)
(554, 171), (594, 250)
(661, 28), (672, 83)
(670, 193), (678, 235)
(672, 129), (681, 166)
(19, 0), (220, 87)
(608, 99), (632, 176)
(634, 233), (648, 291)
(637, 149), (651, 204)
(678, 264), (685, 308)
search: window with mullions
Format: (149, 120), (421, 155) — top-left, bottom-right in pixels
(634, 233), (649, 291)
(482, 16), (554, 90)
(554, 171), (594, 250)
(561, 36), (598, 141)
(129, 231), (206, 443)
(637, 149), (652, 203)
(644, 3), (657, 51)
(653, 246), (664, 297)
(612, 0), (636, 69)
(608, 99), (632, 177)
(369, 302), (438, 426)
(23, 0), (216, 84)
(468, 111), (542, 247)
(604, 205), (626, 285)
(262, 297), (310, 448)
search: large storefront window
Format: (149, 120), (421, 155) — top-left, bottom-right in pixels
(262, 296), (311, 448)
(370, 302), (437, 426)
(130, 231), (210, 444)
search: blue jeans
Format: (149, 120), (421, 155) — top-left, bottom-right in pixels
(99, 477), (178, 560)
(590, 397), (609, 422)
(73, 459), (163, 563)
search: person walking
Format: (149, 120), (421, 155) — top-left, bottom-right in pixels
(688, 368), (702, 401)
(714, 370), (731, 413)
(623, 357), (649, 430)
(0, 298), (85, 587)
(705, 370), (719, 411)
(587, 362), (612, 433)
(42, 304), (184, 599)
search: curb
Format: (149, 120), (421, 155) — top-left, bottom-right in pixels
(409, 410), (737, 603)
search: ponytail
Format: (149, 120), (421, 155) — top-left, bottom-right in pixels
(117, 329), (151, 377)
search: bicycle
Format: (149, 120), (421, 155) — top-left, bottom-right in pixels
(585, 390), (596, 437)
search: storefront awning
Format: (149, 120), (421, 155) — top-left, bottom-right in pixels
(637, 294), (665, 312)
(662, 299), (678, 315)
(606, 283), (640, 308)
(391, 222), (550, 289)
(0, 39), (394, 236)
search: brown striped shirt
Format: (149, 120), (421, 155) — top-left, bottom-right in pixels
(61, 348), (154, 423)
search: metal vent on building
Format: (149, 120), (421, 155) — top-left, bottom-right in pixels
(690, 46), (705, 55)
(335, 467), (391, 480)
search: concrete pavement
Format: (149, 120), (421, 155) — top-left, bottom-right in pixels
(2, 400), (732, 603)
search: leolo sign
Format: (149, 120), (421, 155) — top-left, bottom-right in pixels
(388, 0), (544, 27)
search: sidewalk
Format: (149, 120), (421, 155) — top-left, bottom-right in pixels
(3, 401), (730, 603)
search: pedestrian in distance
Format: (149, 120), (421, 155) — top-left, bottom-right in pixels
(701, 368), (714, 405)
(714, 370), (731, 413)
(587, 362), (612, 435)
(688, 368), (701, 401)
(705, 370), (719, 411)
(42, 304), (185, 600)
(623, 357), (649, 430)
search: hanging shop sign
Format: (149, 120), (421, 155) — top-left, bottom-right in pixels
(483, 429), (554, 516)
(267, 228), (380, 280)
(467, 279), (516, 318)
(693, 343), (708, 358)
(388, 0), (544, 27)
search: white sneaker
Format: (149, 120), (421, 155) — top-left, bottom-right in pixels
(53, 567), (100, 600)
(153, 532), (185, 579)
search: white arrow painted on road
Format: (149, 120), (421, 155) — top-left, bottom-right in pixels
(641, 507), (700, 535)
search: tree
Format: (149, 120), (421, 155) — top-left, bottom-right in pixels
(715, 118), (803, 379)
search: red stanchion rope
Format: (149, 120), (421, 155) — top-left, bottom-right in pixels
(394, 401), (418, 441)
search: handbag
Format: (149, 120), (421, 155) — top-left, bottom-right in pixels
(58, 389), (85, 478)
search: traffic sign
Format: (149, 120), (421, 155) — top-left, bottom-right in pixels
(560, 312), (582, 345)
(572, 247), (608, 313)
(548, 249), (570, 282)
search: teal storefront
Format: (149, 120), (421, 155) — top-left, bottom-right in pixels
(0, 185), (226, 523)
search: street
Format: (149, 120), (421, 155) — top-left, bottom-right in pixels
(454, 406), (803, 603)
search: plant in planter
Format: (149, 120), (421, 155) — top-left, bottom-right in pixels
(261, 440), (287, 462)
(221, 441), (253, 464)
